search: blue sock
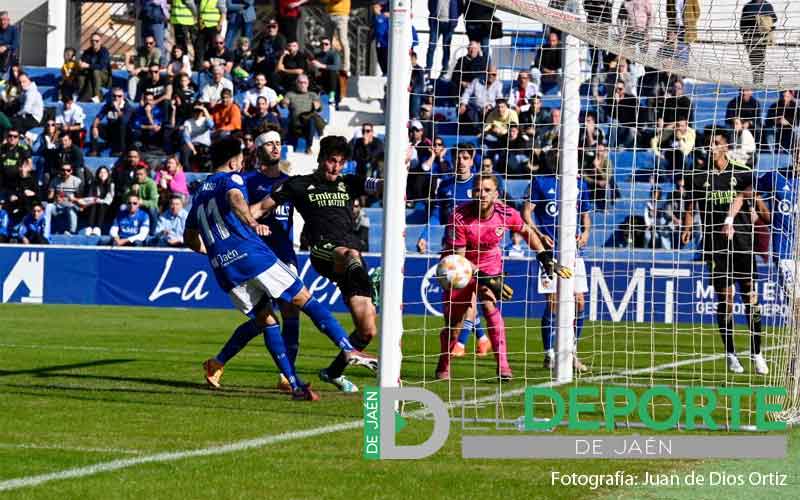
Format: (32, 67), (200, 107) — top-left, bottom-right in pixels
(263, 323), (300, 391)
(457, 319), (474, 345)
(302, 298), (353, 351)
(215, 320), (261, 364)
(541, 304), (554, 352)
(474, 316), (486, 339)
(282, 316), (300, 365)
(575, 307), (586, 342)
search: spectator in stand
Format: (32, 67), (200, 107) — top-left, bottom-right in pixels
(198, 65), (233, 107)
(284, 74), (325, 146)
(662, 177), (688, 247)
(278, 0), (308, 44)
(0, 196), (8, 242)
(582, 143), (616, 210)
(232, 36), (256, 84)
(242, 73), (279, 117)
(409, 119), (432, 163)
(90, 88), (134, 156)
(78, 166), (114, 236)
(0, 11), (19, 76)
(726, 88), (762, 138)
(519, 93), (550, 133)
(53, 134), (87, 186)
(311, 36), (342, 102)
(409, 51), (426, 119)
(125, 166), (159, 229)
(505, 231), (530, 258)
(211, 88), (242, 137)
(0, 63), (21, 117)
(767, 89), (799, 152)
(426, 0), (461, 80)
(463, 2), (493, 58)
(584, 1), (613, 78)
(740, 0), (777, 86)
(651, 118), (695, 180)
(458, 65), (502, 133)
(0, 129), (29, 187)
(351, 197), (370, 250)
(420, 137), (452, 178)
(6, 155), (39, 223)
(452, 41), (488, 93)
(35, 120), (60, 177)
(351, 123), (384, 178)
(480, 156), (505, 195)
(181, 104), (215, 170)
(13, 73), (43, 133)
(109, 194), (150, 246)
(130, 91), (164, 151)
(652, 78), (693, 128)
(18, 203), (48, 244)
(730, 117), (757, 166)
(620, 0), (653, 51)
(579, 111), (606, 170)
(535, 107), (561, 171)
(534, 32), (563, 94)
(167, 73), (197, 149)
(370, 1), (389, 75)
(195, 0), (225, 72)
(78, 33), (111, 102)
(603, 56), (637, 99)
(483, 98), (519, 152)
(126, 35), (164, 100)
(603, 82), (640, 148)
(322, 0), (351, 76)
(149, 195), (188, 247)
(202, 33), (234, 76)
(244, 96), (281, 135)
(166, 45), (192, 82)
(155, 156), (189, 205)
(55, 95), (86, 146)
(500, 124), (533, 176)
(59, 48), (80, 101)
(138, 0), (169, 49)
(276, 40), (311, 94)
(224, 0), (256, 49)
(643, 185), (671, 249)
(111, 149), (149, 206)
(254, 19), (287, 86)
(47, 163), (83, 234)
(241, 133), (258, 171)
(136, 63), (173, 113)
(406, 121), (434, 203)
(508, 70), (539, 113)
(171, 0), (198, 58)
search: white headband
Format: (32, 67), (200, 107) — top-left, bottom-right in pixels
(255, 131), (282, 148)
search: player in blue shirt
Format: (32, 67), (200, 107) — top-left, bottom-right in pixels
(523, 168), (593, 372)
(184, 137), (376, 401)
(245, 128), (303, 393)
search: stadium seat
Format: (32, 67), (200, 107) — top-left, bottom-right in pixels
(505, 179), (531, 201)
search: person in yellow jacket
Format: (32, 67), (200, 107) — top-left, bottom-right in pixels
(321, 0), (351, 75)
(172, 0), (198, 61)
(195, 0), (227, 72)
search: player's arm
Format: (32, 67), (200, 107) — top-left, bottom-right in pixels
(518, 223), (572, 279)
(578, 211), (591, 248)
(250, 195), (278, 221)
(754, 193), (771, 224)
(228, 189), (270, 236)
(721, 186), (753, 240)
(183, 228), (207, 254)
(680, 199), (695, 245)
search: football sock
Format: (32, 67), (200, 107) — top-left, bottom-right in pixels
(484, 308), (509, 372)
(301, 297), (353, 351)
(745, 303), (763, 355)
(215, 319), (260, 365)
(474, 315), (486, 339)
(457, 319), (474, 346)
(541, 303), (555, 352)
(437, 328), (451, 373)
(282, 316), (301, 365)
(327, 331), (370, 379)
(262, 323), (300, 391)
(717, 310), (736, 354)
(345, 257), (372, 294)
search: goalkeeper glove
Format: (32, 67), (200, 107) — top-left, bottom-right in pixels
(536, 250), (573, 280)
(475, 270), (514, 301)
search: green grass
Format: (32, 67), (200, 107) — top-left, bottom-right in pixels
(0, 304), (798, 499)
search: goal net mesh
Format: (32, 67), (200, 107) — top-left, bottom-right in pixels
(393, 0), (800, 430)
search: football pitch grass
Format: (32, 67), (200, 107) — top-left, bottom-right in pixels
(1, 303), (799, 499)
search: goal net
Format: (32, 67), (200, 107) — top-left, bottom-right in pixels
(380, 0), (800, 431)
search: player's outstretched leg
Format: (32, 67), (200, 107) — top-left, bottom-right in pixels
(276, 302), (301, 393)
(484, 306), (511, 380)
(204, 319), (262, 388)
(716, 287), (743, 374)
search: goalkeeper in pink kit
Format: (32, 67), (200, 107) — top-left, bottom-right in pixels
(436, 175), (572, 380)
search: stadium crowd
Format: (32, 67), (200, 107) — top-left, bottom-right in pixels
(0, 0), (794, 258)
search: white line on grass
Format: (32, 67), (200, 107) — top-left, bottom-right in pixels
(0, 345), (784, 492)
(0, 443), (141, 455)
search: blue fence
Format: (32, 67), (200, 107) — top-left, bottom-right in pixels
(0, 246), (788, 326)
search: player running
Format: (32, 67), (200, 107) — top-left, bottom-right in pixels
(250, 136), (382, 393)
(436, 174), (572, 381)
(244, 128), (302, 392)
(522, 167), (593, 372)
(681, 130), (767, 375)
(184, 137), (376, 400)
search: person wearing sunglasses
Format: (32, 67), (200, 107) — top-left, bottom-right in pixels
(125, 35), (164, 100)
(46, 162), (83, 235)
(77, 31), (111, 102)
(89, 88), (133, 156)
(201, 33), (234, 74)
(195, 0), (226, 72)
(350, 123), (384, 179)
(0, 128), (29, 186)
(109, 194), (150, 247)
(310, 36), (341, 104)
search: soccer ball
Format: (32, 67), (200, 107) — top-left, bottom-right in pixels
(436, 254), (474, 290)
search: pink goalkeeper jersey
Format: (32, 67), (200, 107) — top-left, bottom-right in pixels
(448, 201), (525, 275)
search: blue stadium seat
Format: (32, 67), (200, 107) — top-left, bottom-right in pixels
(24, 67), (60, 87)
(756, 153), (792, 172)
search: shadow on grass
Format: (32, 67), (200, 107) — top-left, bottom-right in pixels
(0, 359), (136, 377)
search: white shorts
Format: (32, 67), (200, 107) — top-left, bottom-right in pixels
(538, 257), (588, 295)
(228, 262), (302, 315)
(778, 259), (800, 301)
